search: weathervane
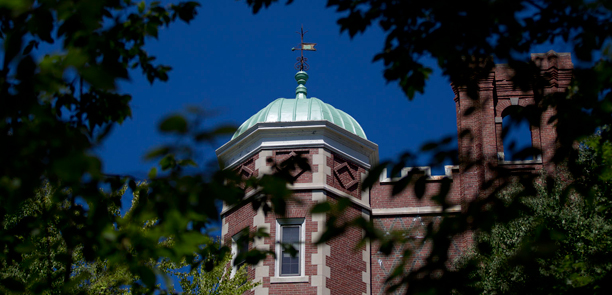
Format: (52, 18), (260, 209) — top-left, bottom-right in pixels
(291, 25), (316, 71)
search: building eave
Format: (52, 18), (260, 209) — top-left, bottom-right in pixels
(216, 120), (379, 170)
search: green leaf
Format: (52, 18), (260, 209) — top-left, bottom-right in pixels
(362, 163), (389, 190)
(160, 154), (176, 170)
(159, 115), (188, 134)
(311, 202), (331, 214)
(392, 173), (413, 196)
(145, 147), (170, 159)
(136, 266), (156, 288)
(177, 159), (197, 167)
(148, 167), (158, 179)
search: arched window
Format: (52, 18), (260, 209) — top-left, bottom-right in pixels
(501, 106), (533, 161)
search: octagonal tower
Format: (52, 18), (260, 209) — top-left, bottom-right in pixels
(217, 71), (378, 295)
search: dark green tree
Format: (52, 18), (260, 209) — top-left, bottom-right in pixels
(0, 0), (210, 291)
(0, 0), (293, 293)
(457, 166), (612, 294)
(1, 183), (260, 294)
(1, 183), (135, 294)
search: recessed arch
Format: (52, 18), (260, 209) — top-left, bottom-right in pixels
(501, 106), (534, 161)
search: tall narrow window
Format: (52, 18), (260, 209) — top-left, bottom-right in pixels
(281, 225), (300, 275)
(276, 218), (305, 277)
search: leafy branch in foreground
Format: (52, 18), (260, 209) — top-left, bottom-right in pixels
(161, 249), (260, 295)
(1, 182), (261, 294)
(1, 183), (135, 294)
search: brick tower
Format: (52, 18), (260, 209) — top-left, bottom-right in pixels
(452, 51), (573, 201)
(216, 51), (572, 295)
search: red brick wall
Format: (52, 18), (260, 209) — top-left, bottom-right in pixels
(325, 196), (367, 295)
(371, 216), (472, 295)
(368, 52), (571, 294)
(370, 178), (460, 209)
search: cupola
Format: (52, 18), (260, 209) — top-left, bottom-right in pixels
(232, 71), (367, 140)
(216, 71), (378, 169)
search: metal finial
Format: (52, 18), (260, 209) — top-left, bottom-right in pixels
(295, 71), (308, 99)
(291, 25), (316, 71)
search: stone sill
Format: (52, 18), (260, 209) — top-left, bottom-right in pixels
(270, 276), (309, 284)
(498, 159), (543, 165)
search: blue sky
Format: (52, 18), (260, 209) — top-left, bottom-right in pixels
(95, 0), (459, 179)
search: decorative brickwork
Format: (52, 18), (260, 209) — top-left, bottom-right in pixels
(234, 154), (259, 192)
(327, 153), (367, 199)
(222, 200), (258, 294)
(311, 191), (331, 295)
(274, 149), (318, 183)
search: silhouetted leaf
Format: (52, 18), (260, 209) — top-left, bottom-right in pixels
(362, 163), (389, 190)
(159, 115), (188, 134)
(392, 173), (412, 196)
(311, 202), (331, 214)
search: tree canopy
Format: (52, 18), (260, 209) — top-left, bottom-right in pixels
(457, 162), (612, 294)
(0, 0), (274, 292)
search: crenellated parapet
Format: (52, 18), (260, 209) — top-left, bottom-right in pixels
(378, 165), (459, 183)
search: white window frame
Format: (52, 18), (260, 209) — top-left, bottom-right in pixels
(272, 218), (308, 283)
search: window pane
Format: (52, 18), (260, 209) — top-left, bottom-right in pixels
(281, 254), (299, 275)
(281, 225), (300, 275)
(283, 226), (299, 244)
(239, 239), (248, 257)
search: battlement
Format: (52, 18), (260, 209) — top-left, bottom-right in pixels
(379, 165), (459, 183)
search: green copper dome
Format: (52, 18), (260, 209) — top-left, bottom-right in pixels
(232, 71), (367, 140)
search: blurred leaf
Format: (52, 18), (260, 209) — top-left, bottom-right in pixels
(145, 147), (170, 160)
(311, 202), (331, 214)
(392, 173), (413, 196)
(362, 162), (389, 190)
(159, 115), (188, 134)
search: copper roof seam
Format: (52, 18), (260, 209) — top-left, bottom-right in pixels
(332, 103), (345, 129)
(340, 111), (356, 134)
(292, 99), (298, 121)
(277, 97), (284, 122)
(307, 97), (313, 120)
(259, 99), (274, 123)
